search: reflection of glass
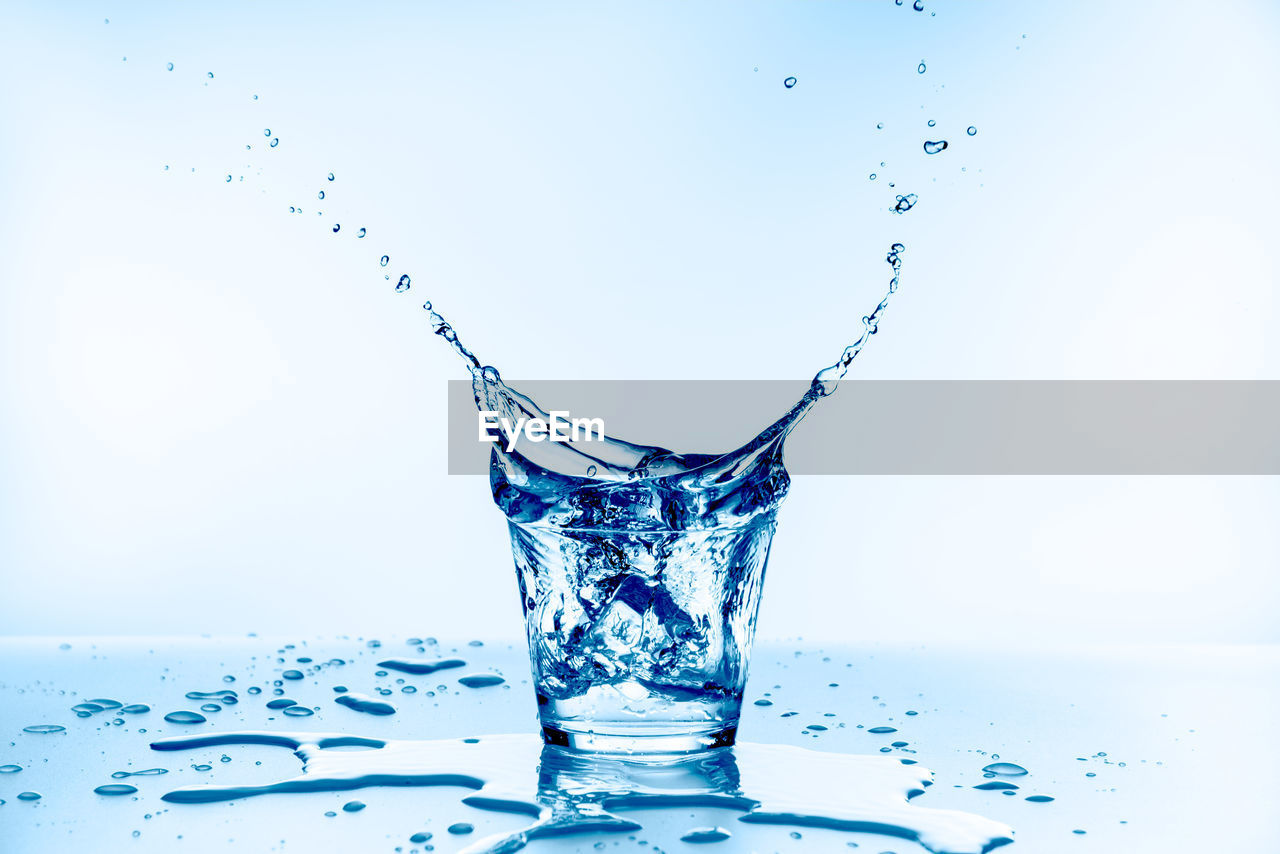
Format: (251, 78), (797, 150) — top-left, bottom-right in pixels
(152, 731), (1014, 853)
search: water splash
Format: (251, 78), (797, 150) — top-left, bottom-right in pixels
(148, 731), (1013, 854)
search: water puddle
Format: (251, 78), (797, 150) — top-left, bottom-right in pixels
(150, 730), (1013, 854)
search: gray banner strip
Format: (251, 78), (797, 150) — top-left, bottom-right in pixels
(447, 380), (1280, 475)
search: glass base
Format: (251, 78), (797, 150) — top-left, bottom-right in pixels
(541, 721), (738, 754)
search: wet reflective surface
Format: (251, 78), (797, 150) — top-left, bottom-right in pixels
(1, 637), (1276, 852)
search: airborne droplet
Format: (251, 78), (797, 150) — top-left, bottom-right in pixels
(918, 61), (926, 74)
(327, 172), (335, 181)
(269, 138), (278, 147)
(166, 62), (174, 71)
(396, 275), (411, 293)
(317, 190), (325, 200)
(923, 139), (949, 155)
(380, 255), (390, 267)
(967, 126), (978, 136)
(332, 224), (340, 233)
(356, 228), (366, 238)
(783, 76), (797, 88)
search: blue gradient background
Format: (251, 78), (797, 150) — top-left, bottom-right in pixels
(1, 1), (1277, 641)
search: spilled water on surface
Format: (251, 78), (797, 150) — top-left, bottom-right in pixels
(150, 730), (1014, 854)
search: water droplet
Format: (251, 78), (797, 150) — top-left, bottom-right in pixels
(869, 173), (876, 180)
(282, 706), (314, 717)
(332, 224), (340, 233)
(22, 725), (65, 734)
(94, 784), (137, 796)
(269, 138), (278, 147)
(681, 826), (732, 843)
(265, 698), (295, 709)
(918, 62), (926, 74)
(967, 126), (977, 136)
(458, 674), (504, 688)
(316, 191), (324, 201)
(867, 726), (897, 734)
(585, 465), (598, 477)
(263, 128), (271, 137)
(282, 669), (304, 680)
(335, 693), (396, 716)
(1026, 795), (1055, 803)
(199, 704), (221, 713)
(410, 832), (433, 843)
(923, 139), (948, 155)
(16, 792), (41, 801)
(783, 76), (797, 88)
(448, 823), (474, 835)
(163, 711), (207, 725)
(876, 122), (884, 129)
(974, 781), (1018, 791)
(379, 255), (390, 267)
(207, 72), (214, 79)
(395, 275), (411, 293)
(166, 62), (174, 71)
(356, 228), (366, 238)
(225, 175), (232, 183)
(342, 800), (366, 812)
(0, 765), (21, 773)
(982, 762), (1029, 776)
(326, 172), (335, 182)
(927, 119), (936, 127)
(913, 0), (924, 10)
(891, 193), (918, 214)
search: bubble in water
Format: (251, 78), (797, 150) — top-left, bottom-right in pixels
(380, 255), (389, 267)
(163, 711), (207, 725)
(316, 191), (324, 200)
(396, 275), (411, 293)
(342, 800), (366, 812)
(967, 126), (977, 136)
(918, 61), (926, 74)
(681, 826), (732, 843)
(982, 762), (1029, 776)
(332, 224), (340, 233)
(94, 784), (138, 796)
(356, 228), (366, 238)
(166, 62), (174, 71)
(22, 725), (65, 734)
(448, 823), (474, 835)
(923, 139), (948, 155)
(270, 138), (278, 147)
(783, 76), (797, 88)
(891, 194), (918, 214)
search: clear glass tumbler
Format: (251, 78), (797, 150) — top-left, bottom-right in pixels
(504, 512), (778, 753)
